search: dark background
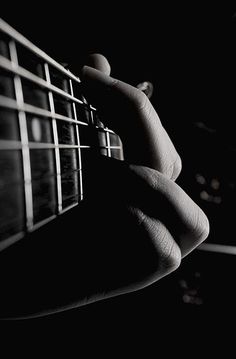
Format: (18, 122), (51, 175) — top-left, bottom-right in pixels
(1, 4), (235, 350)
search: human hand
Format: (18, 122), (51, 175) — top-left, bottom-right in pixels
(79, 54), (209, 293)
(0, 54), (209, 319)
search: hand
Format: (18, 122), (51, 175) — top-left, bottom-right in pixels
(78, 54), (209, 292)
(0, 54), (209, 319)
(82, 53), (209, 249)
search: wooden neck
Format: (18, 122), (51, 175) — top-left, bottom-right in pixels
(0, 18), (123, 251)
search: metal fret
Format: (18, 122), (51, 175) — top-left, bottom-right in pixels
(0, 55), (84, 107)
(106, 129), (111, 157)
(9, 40), (34, 230)
(0, 17), (123, 250)
(60, 202), (78, 215)
(70, 79), (83, 200)
(29, 214), (57, 232)
(0, 18), (81, 83)
(44, 63), (62, 213)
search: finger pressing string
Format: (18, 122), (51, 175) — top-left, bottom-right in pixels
(82, 53), (111, 75)
(81, 65), (181, 180)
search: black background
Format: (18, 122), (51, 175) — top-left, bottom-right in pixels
(1, 4), (236, 352)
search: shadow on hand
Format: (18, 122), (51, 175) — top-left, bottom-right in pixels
(0, 154), (159, 318)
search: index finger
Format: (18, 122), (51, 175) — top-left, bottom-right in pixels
(83, 53), (111, 75)
(81, 66), (182, 181)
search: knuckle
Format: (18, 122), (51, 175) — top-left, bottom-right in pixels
(163, 154), (182, 181)
(161, 241), (182, 272)
(170, 154), (182, 181)
(136, 210), (182, 274)
(195, 210), (210, 243)
(151, 220), (182, 273)
(186, 208), (210, 252)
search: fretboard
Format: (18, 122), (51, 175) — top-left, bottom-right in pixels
(0, 18), (123, 251)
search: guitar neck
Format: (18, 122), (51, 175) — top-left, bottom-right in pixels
(0, 18), (123, 251)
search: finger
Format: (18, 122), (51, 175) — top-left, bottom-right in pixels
(83, 53), (111, 75)
(127, 165), (210, 257)
(81, 66), (181, 180)
(128, 206), (182, 281)
(88, 156), (209, 258)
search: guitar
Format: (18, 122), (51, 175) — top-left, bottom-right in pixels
(0, 18), (124, 252)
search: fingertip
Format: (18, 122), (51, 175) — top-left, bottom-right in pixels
(84, 53), (111, 75)
(81, 65), (116, 87)
(81, 65), (93, 77)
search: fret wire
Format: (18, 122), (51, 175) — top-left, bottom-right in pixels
(9, 39), (34, 230)
(0, 18), (81, 83)
(89, 105), (95, 125)
(93, 124), (116, 134)
(89, 111), (115, 134)
(0, 55), (84, 105)
(28, 214), (57, 232)
(90, 105), (96, 111)
(106, 129), (111, 157)
(70, 79), (83, 200)
(60, 201), (80, 215)
(0, 19), (125, 249)
(0, 59), (117, 135)
(44, 62), (63, 213)
(102, 128), (116, 134)
(0, 95), (89, 125)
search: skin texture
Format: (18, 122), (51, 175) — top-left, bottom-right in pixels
(80, 57), (209, 257)
(0, 54), (209, 319)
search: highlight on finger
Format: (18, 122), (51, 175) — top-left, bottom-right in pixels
(81, 66), (182, 180)
(83, 53), (111, 75)
(127, 164), (210, 257)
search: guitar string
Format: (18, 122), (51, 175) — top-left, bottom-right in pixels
(0, 18), (123, 249)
